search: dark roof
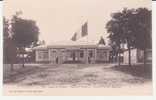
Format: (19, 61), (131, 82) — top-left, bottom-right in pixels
(98, 36), (105, 45)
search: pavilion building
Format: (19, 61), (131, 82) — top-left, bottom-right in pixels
(33, 37), (112, 64)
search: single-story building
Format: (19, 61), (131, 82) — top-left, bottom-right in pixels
(123, 48), (152, 64)
(33, 38), (112, 64)
(33, 38), (152, 64)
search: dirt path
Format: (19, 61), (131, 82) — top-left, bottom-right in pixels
(3, 64), (152, 88)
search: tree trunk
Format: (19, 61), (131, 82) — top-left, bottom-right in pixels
(118, 46), (121, 66)
(128, 46), (131, 67)
(10, 63), (14, 71)
(118, 52), (121, 66)
(22, 53), (25, 68)
(115, 53), (118, 63)
(144, 49), (146, 66)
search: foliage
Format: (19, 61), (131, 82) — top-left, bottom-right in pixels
(4, 11), (40, 68)
(3, 17), (17, 70)
(106, 8), (151, 66)
(10, 12), (40, 67)
(11, 14), (40, 48)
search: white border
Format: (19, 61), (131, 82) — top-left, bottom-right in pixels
(0, 0), (155, 100)
(152, 1), (156, 97)
(0, 0), (3, 97)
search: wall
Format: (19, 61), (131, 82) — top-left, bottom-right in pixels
(96, 49), (109, 62)
(123, 49), (138, 64)
(35, 47), (111, 64)
(35, 49), (49, 62)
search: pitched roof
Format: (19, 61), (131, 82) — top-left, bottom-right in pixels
(98, 36), (105, 45)
(33, 36), (111, 50)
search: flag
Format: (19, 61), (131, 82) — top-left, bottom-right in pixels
(81, 22), (88, 37)
(71, 21), (88, 41)
(71, 32), (77, 41)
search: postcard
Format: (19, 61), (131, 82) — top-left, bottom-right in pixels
(3, 0), (152, 96)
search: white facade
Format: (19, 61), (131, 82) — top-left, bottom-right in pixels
(35, 49), (49, 62)
(123, 48), (145, 64)
(34, 41), (111, 64)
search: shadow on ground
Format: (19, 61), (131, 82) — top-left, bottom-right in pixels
(111, 64), (152, 80)
(3, 64), (48, 84)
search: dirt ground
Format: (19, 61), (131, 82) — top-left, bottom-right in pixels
(3, 63), (152, 88)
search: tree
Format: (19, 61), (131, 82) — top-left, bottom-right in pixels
(108, 40), (120, 65)
(108, 34), (123, 66)
(5, 39), (17, 70)
(106, 8), (151, 66)
(3, 17), (17, 70)
(121, 8), (136, 67)
(11, 12), (40, 67)
(106, 11), (126, 66)
(3, 17), (10, 64)
(3, 18), (9, 42)
(132, 8), (151, 65)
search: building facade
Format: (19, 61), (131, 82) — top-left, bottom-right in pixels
(34, 40), (152, 65)
(123, 48), (152, 64)
(34, 41), (112, 64)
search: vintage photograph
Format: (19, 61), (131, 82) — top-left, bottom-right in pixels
(3, 0), (152, 95)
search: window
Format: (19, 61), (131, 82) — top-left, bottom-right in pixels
(43, 51), (48, 59)
(38, 54), (42, 59)
(103, 51), (107, 57)
(38, 50), (48, 59)
(52, 51), (56, 53)
(38, 51), (43, 59)
(70, 52), (73, 58)
(89, 51), (93, 57)
(80, 51), (84, 58)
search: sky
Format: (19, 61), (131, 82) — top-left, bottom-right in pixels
(4, 0), (151, 45)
